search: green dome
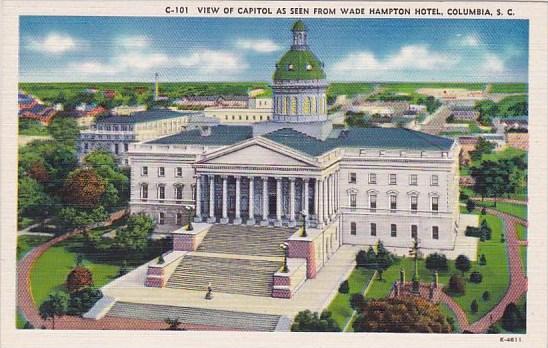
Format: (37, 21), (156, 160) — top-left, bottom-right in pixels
(273, 50), (326, 81)
(292, 20), (306, 31)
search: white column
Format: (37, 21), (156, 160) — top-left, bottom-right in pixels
(275, 177), (282, 226)
(335, 171), (339, 213)
(329, 174), (334, 218)
(304, 178), (310, 222)
(208, 175), (215, 223)
(234, 176), (241, 224)
(247, 177), (255, 225)
(314, 179), (319, 220)
(289, 178), (296, 226)
(221, 175), (228, 223)
(318, 178), (324, 226)
(261, 176), (269, 226)
(194, 175), (202, 222)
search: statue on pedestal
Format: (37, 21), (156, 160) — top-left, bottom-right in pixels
(205, 282), (213, 300)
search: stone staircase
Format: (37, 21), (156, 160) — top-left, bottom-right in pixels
(106, 301), (281, 331)
(196, 225), (295, 257)
(166, 254), (281, 297)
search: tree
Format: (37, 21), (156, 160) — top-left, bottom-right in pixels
(482, 291), (490, 301)
(352, 296), (451, 333)
(501, 303), (525, 332)
(39, 292), (68, 329)
(350, 293), (365, 310)
(474, 100), (499, 125)
(27, 161), (50, 183)
(425, 253), (448, 271)
(466, 199), (476, 213)
(455, 255), (471, 275)
(448, 274), (465, 295)
(469, 271), (483, 283)
(18, 176), (53, 218)
(66, 266), (94, 293)
(164, 317), (185, 331)
(356, 247), (377, 269)
(375, 240), (394, 270)
(479, 254), (487, 265)
(62, 168), (106, 209)
(48, 117), (80, 147)
(84, 150), (130, 208)
(471, 160), (508, 205)
(66, 287), (103, 315)
(338, 280), (349, 294)
(57, 206), (108, 232)
(470, 138), (495, 162)
(471, 300), (479, 313)
(114, 213), (155, 255)
(291, 310), (340, 332)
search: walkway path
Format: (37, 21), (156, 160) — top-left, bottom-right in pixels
(438, 209), (528, 333)
(470, 197), (527, 205)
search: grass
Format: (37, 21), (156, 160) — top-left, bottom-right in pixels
(489, 83), (528, 94)
(327, 83), (375, 98)
(326, 267), (375, 330)
(29, 235), (120, 306)
(18, 217), (38, 229)
(16, 310), (27, 329)
(476, 201), (527, 220)
(439, 303), (460, 333)
(489, 294), (527, 334)
(516, 224), (527, 241)
(365, 214), (509, 323)
(381, 82), (486, 94)
(17, 235), (52, 260)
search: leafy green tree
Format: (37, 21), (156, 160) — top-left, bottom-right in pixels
(474, 100), (499, 125)
(466, 199), (476, 213)
(48, 117), (80, 147)
(471, 299), (479, 313)
(455, 255), (471, 275)
(57, 206), (108, 232)
(338, 280), (349, 294)
(376, 240), (394, 270)
(18, 176), (53, 217)
(425, 253), (448, 271)
(62, 168), (106, 209)
(291, 310), (340, 332)
(470, 137), (495, 162)
(113, 213), (155, 255)
(356, 247), (377, 269)
(84, 150), (129, 208)
(66, 287), (103, 316)
(39, 292), (68, 329)
(350, 293), (365, 310)
(448, 274), (465, 294)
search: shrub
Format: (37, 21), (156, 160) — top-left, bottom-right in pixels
(501, 303), (525, 332)
(66, 266), (93, 293)
(479, 254), (487, 265)
(448, 274), (465, 294)
(487, 325), (500, 334)
(471, 300), (479, 313)
(466, 199), (476, 213)
(460, 191), (469, 201)
(356, 247), (378, 269)
(425, 253), (448, 271)
(66, 287), (103, 315)
(482, 291), (490, 301)
(338, 280), (349, 294)
(350, 293), (365, 310)
(481, 207), (487, 215)
(118, 260), (130, 276)
(469, 271), (483, 283)
(455, 255), (471, 275)
(291, 310), (340, 332)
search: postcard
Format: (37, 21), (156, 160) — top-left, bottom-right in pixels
(1, 1), (546, 347)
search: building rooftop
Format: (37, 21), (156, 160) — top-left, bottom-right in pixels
(148, 125), (253, 145)
(97, 110), (194, 124)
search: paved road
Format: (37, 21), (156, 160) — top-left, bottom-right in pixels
(438, 209), (528, 333)
(420, 105), (451, 135)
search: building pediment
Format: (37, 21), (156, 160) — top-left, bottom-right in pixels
(196, 138), (319, 168)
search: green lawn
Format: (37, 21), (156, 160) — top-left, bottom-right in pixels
(489, 83), (528, 94)
(326, 267), (375, 330)
(366, 214), (509, 323)
(17, 235), (52, 260)
(30, 236), (120, 306)
(439, 303), (460, 333)
(476, 201), (527, 220)
(519, 246), (527, 274)
(516, 224), (527, 241)
(16, 310), (27, 329)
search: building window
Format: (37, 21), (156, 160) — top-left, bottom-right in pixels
(432, 226), (439, 240)
(410, 195), (418, 211)
(158, 212), (165, 225)
(282, 97), (288, 114)
(311, 96), (317, 113)
(303, 96), (311, 114)
(349, 172), (357, 184)
(368, 173), (376, 184)
(114, 143), (119, 154)
(411, 225), (418, 239)
(176, 213), (183, 225)
(369, 194), (377, 211)
(431, 175), (439, 186)
(410, 174), (418, 186)
(141, 166), (148, 176)
(370, 223), (377, 236)
(391, 224), (397, 237)
(431, 196), (439, 211)
(174, 185), (183, 202)
(191, 184), (196, 201)
(84, 143), (89, 151)
(158, 185), (165, 200)
(140, 184), (148, 200)
(350, 222), (356, 235)
(389, 174), (397, 185)
(124, 159), (129, 166)
(350, 193), (357, 208)
(158, 167), (165, 177)
(390, 194), (397, 211)
(290, 97), (297, 115)
(175, 167), (183, 177)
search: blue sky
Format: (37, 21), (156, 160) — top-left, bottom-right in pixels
(19, 17), (528, 83)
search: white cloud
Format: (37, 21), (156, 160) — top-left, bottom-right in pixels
(116, 35), (151, 49)
(178, 49), (247, 74)
(333, 44), (459, 75)
(27, 32), (83, 55)
(482, 54), (505, 73)
(118, 52), (170, 70)
(461, 35), (481, 47)
(235, 39), (281, 53)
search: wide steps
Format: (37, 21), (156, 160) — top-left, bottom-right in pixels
(106, 301), (281, 331)
(166, 255), (281, 297)
(197, 225), (295, 257)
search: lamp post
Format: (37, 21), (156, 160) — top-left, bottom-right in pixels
(300, 211), (307, 237)
(185, 206), (194, 231)
(408, 236), (420, 294)
(280, 242), (289, 273)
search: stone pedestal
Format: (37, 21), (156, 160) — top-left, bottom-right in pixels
(233, 218), (242, 225)
(220, 218), (229, 224)
(260, 219), (269, 227)
(246, 218), (256, 225)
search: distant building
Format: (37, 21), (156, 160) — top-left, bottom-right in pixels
(112, 105), (147, 116)
(19, 104), (58, 125)
(78, 109), (199, 165)
(449, 105), (480, 121)
(493, 116), (528, 132)
(103, 89), (116, 99)
(175, 95), (249, 109)
(204, 97), (273, 124)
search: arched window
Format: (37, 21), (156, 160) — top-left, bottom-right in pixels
(290, 97), (297, 115)
(282, 97), (288, 114)
(140, 184), (148, 200)
(303, 96), (311, 114)
(311, 96), (317, 113)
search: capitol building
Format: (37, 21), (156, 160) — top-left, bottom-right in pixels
(122, 21), (461, 300)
